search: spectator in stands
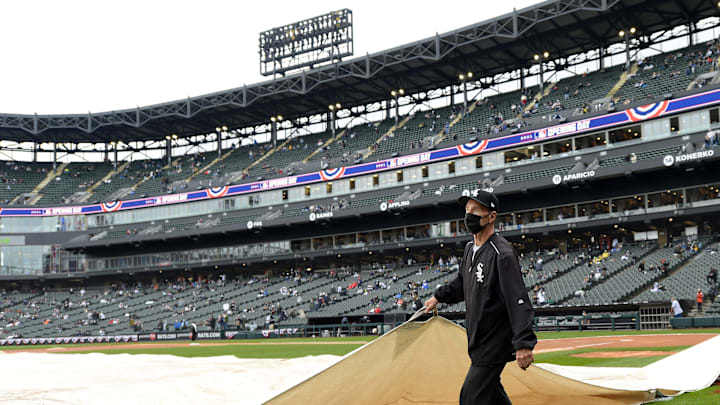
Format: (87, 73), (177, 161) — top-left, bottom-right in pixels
(704, 130), (718, 149)
(534, 258), (543, 273)
(696, 289), (704, 312)
(708, 268), (718, 286)
(218, 314), (226, 331)
(660, 258), (669, 273)
(638, 261), (646, 274)
(536, 288), (546, 306)
(670, 298), (683, 318)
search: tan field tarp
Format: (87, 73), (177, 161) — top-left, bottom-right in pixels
(264, 316), (656, 405)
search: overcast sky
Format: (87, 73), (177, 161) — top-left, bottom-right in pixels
(0, 0), (540, 115)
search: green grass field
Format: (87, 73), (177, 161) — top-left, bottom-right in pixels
(534, 346), (690, 367)
(72, 343), (366, 358)
(2, 329), (718, 403)
(535, 328), (720, 340)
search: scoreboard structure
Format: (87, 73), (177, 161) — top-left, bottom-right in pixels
(259, 9), (353, 76)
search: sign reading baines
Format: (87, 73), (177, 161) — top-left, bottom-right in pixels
(4, 90), (720, 217)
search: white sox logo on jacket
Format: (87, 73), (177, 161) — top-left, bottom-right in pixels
(475, 262), (485, 283)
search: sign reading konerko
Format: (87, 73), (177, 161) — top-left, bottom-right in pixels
(663, 149), (715, 167)
(3, 89), (720, 217)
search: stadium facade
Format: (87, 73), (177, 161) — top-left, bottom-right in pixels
(2, 0), (720, 340)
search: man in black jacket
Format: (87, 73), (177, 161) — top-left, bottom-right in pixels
(425, 190), (536, 405)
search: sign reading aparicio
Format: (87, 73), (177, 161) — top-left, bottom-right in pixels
(552, 170), (596, 185)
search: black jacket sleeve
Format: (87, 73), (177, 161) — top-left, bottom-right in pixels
(498, 252), (537, 350)
(433, 269), (464, 304)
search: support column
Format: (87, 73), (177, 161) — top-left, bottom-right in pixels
(450, 85), (455, 106)
(330, 111), (336, 137)
(33, 142), (37, 163)
(217, 131), (222, 158)
(538, 62), (544, 94)
(625, 34), (631, 70)
(52, 142), (57, 170)
(394, 97), (399, 126)
(520, 68), (526, 92)
(104, 142), (109, 163)
(271, 121), (278, 149)
(166, 141), (172, 167)
(598, 46), (605, 70)
(682, 187), (687, 207)
(463, 80), (468, 111)
(688, 23), (695, 47)
(114, 143), (118, 169)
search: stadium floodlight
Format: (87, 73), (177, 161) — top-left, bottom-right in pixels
(619, 27), (637, 68)
(269, 115), (284, 147)
(328, 103), (342, 136)
(390, 89), (405, 125)
(259, 9), (353, 76)
(533, 52), (550, 93)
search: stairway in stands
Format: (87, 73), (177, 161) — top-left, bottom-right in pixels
(16, 162), (69, 205)
(606, 62), (638, 100)
(362, 116), (412, 160)
(303, 128), (348, 163)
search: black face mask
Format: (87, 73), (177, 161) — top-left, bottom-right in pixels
(465, 212), (490, 234)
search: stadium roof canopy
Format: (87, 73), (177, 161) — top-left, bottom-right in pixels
(0, 0), (716, 143)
